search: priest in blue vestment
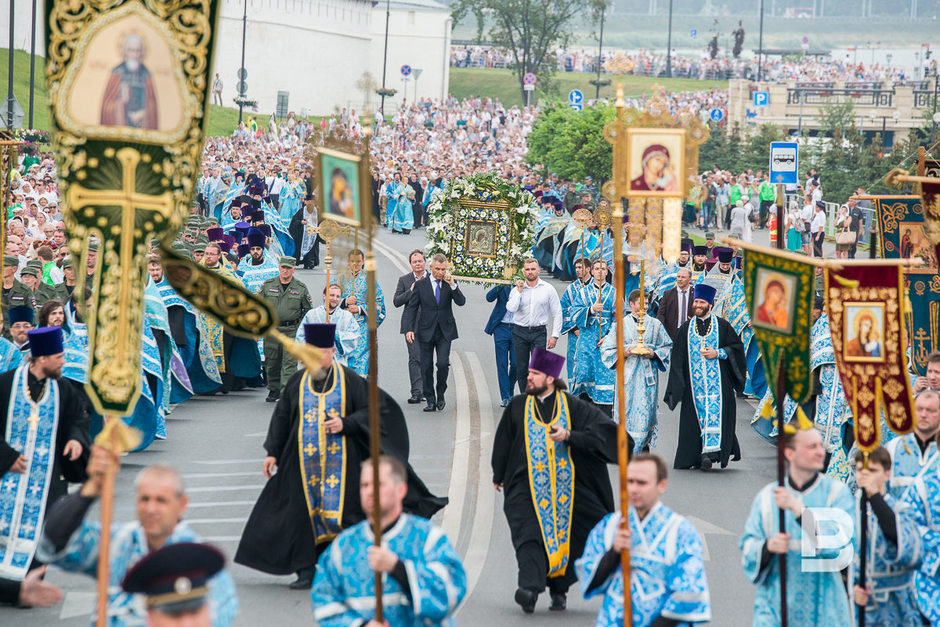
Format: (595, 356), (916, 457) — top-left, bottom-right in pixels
(852, 446), (924, 626)
(312, 455), (466, 626)
(0, 326), (89, 586)
(740, 427), (855, 625)
(663, 283), (745, 470)
(576, 453), (711, 626)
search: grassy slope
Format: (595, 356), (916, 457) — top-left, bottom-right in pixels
(0, 48), (287, 137)
(448, 67), (726, 107)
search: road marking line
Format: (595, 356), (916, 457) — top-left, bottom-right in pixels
(370, 236), (409, 274)
(59, 591), (94, 619)
(192, 459), (265, 465)
(460, 351), (497, 606)
(186, 485), (265, 493)
(441, 353), (471, 548)
(202, 536), (242, 542)
(185, 501), (257, 508)
(182, 471), (259, 479)
(184, 518), (248, 524)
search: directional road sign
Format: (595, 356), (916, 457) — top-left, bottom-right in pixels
(769, 142), (799, 185)
(400, 64), (412, 77)
(753, 91), (769, 107)
(569, 103), (583, 111)
(568, 89), (583, 105)
(237, 68), (247, 80)
(709, 108), (724, 122)
(690, 29), (698, 39)
(523, 72), (536, 85)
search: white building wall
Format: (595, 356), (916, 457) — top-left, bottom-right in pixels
(213, 0), (373, 115)
(368, 5), (451, 113)
(3, 0), (451, 118)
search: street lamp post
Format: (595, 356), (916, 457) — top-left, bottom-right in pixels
(28, 0), (36, 129)
(757, 0), (765, 82)
(595, 6), (605, 99)
(6, 0), (14, 130)
(237, 0), (247, 125)
(379, 0), (391, 117)
(666, 0), (673, 78)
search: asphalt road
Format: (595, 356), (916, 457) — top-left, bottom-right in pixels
(8, 225), (793, 626)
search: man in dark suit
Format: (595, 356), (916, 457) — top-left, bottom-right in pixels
(403, 253), (466, 412)
(485, 284), (516, 407)
(656, 266), (694, 341)
(393, 250), (429, 404)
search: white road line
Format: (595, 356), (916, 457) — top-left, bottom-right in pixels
(371, 236), (409, 274)
(441, 353), (471, 547)
(182, 471), (259, 479)
(193, 459), (265, 465)
(460, 351), (497, 605)
(186, 500), (257, 508)
(186, 484), (266, 493)
(243, 431), (267, 437)
(202, 536), (242, 542)
(59, 592), (94, 619)
(184, 518), (247, 524)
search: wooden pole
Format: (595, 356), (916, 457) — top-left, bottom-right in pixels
(775, 184), (785, 252)
(365, 246), (383, 622)
(858, 489), (868, 626)
(774, 366), (788, 627)
(324, 241), (332, 323)
(611, 201), (632, 622)
(95, 420), (118, 627)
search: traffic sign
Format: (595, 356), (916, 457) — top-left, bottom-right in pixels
(568, 89), (583, 104)
(690, 29), (698, 39)
(237, 68), (247, 80)
(709, 108), (724, 122)
(753, 91), (769, 107)
(523, 72), (536, 85)
(400, 64), (412, 77)
(237, 80), (248, 95)
(523, 84), (535, 92)
(769, 142), (799, 185)
(569, 103), (583, 111)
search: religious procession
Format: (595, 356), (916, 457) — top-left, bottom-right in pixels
(3, 1), (940, 627)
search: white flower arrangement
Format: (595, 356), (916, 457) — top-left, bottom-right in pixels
(425, 173), (537, 284)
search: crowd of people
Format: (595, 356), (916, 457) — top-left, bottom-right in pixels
(2, 83), (940, 626)
(452, 43), (931, 83)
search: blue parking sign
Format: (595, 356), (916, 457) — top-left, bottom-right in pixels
(753, 91), (769, 107)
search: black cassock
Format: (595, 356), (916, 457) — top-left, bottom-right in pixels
(663, 315), (746, 470)
(235, 365), (446, 575)
(491, 391), (617, 594)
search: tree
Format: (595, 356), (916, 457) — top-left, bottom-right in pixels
(451, 0), (606, 104)
(526, 102), (615, 181)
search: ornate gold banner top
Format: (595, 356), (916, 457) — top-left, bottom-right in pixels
(46, 0), (221, 415)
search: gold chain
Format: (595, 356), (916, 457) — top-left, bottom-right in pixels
(694, 315), (713, 337)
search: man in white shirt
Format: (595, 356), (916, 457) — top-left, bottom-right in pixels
(811, 200), (827, 257)
(506, 258), (563, 393)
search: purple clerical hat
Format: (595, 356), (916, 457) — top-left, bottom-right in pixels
(303, 323), (336, 349)
(528, 346), (565, 379)
(693, 283), (716, 305)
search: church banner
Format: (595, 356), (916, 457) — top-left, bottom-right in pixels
(46, 0), (221, 415)
(825, 264), (915, 452)
(741, 248), (817, 406)
(873, 195), (940, 376)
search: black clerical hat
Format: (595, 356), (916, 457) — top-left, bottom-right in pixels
(121, 542), (224, 615)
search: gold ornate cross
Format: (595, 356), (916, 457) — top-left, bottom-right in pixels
(325, 474), (340, 488)
(67, 147), (174, 404)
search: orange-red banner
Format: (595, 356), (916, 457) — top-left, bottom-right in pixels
(825, 264), (915, 452)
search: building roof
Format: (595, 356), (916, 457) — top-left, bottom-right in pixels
(383, 0), (449, 11)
